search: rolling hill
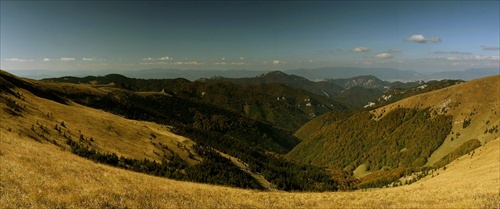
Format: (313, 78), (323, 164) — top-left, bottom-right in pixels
(201, 71), (345, 99)
(287, 75), (499, 187)
(195, 71), (447, 108)
(1, 115), (497, 208)
(42, 73), (346, 131)
(0, 69), (356, 191)
(364, 79), (464, 109)
(1, 70), (498, 207)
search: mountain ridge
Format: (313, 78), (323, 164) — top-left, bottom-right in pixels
(7, 66), (498, 81)
(197, 71), (456, 108)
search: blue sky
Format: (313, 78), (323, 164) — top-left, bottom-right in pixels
(1, 1), (499, 73)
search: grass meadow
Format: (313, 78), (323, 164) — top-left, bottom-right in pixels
(1, 128), (498, 208)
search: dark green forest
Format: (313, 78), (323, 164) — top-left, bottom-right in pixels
(288, 108), (453, 186)
(42, 74), (345, 131)
(66, 137), (264, 189)
(434, 138), (482, 168)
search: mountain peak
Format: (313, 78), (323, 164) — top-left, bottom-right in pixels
(257, 71), (289, 78)
(326, 75), (389, 90)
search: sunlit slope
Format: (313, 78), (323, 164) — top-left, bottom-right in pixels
(370, 75), (499, 165)
(1, 70), (354, 191)
(0, 73), (199, 165)
(290, 75), (499, 171)
(1, 127), (497, 208)
(0, 70), (265, 189)
(288, 76), (500, 166)
(1, 71), (498, 208)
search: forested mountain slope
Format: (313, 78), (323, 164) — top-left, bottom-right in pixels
(0, 70), (356, 191)
(288, 75), (499, 187)
(42, 73), (346, 131)
(365, 79), (464, 108)
(195, 72), (454, 108)
(371, 75), (499, 165)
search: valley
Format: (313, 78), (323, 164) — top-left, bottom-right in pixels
(2, 1), (498, 208)
(1, 69), (499, 208)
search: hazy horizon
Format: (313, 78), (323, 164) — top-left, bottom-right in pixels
(1, 1), (499, 74)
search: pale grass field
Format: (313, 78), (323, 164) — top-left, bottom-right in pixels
(1, 129), (498, 208)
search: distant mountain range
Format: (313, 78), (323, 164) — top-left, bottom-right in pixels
(197, 71), (461, 108)
(7, 67), (499, 81)
(41, 70), (464, 109)
(287, 67), (499, 81)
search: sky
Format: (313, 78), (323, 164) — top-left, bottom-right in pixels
(1, 1), (499, 73)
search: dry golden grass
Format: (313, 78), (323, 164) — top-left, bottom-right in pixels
(372, 75), (500, 165)
(1, 73), (498, 208)
(0, 86), (200, 165)
(1, 129), (498, 208)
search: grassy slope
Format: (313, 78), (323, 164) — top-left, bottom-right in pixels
(0, 72), (498, 208)
(6, 70), (362, 192)
(0, 73), (498, 208)
(1, 128), (498, 208)
(371, 75), (499, 165)
(289, 75), (499, 180)
(0, 84), (200, 166)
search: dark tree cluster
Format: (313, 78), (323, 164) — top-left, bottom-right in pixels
(290, 107), (453, 188)
(65, 138), (262, 189)
(434, 138), (482, 168)
(174, 126), (349, 191)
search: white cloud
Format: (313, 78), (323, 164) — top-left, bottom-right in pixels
(82, 58), (95, 61)
(481, 46), (500, 50)
(142, 56), (173, 61)
(5, 58), (33, 62)
(405, 34), (441, 43)
(445, 57), (463, 61)
(374, 53), (393, 59)
(174, 61), (203, 65)
(352, 46), (371, 52)
(362, 61), (373, 65)
(474, 55), (500, 61)
(272, 60), (287, 64)
(158, 56), (172, 60)
(434, 55), (500, 61)
(60, 57), (75, 61)
(230, 62), (245, 65)
(139, 58), (205, 65)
